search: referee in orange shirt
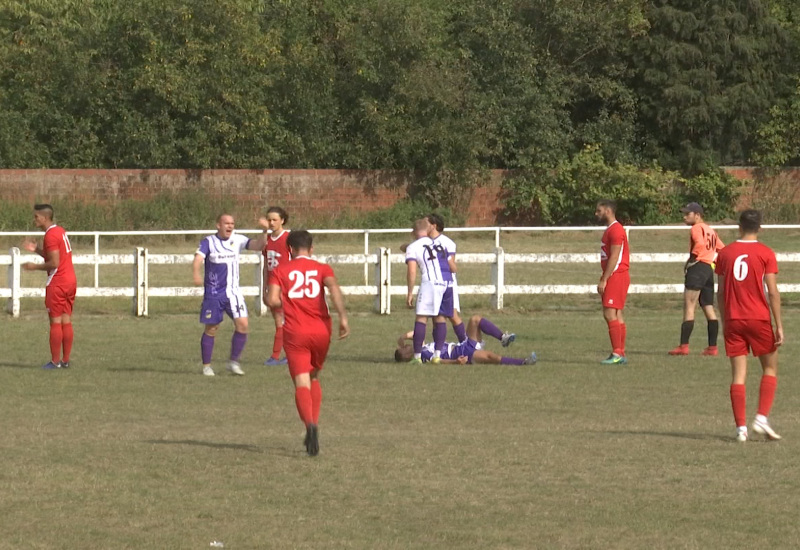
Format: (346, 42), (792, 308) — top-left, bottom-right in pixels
(669, 202), (725, 356)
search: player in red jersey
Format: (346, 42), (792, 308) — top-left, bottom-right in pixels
(21, 204), (77, 370)
(669, 202), (725, 356)
(595, 199), (630, 364)
(258, 206), (291, 366)
(715, 210), (783, 442)
(266, 230), (349, 456)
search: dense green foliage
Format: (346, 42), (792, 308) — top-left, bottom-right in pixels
(1, 0), (794, 222)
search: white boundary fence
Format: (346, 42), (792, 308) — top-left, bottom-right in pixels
(4, 225), (800, 317)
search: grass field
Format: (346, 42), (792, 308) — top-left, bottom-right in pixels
(2, 303), (800, 549)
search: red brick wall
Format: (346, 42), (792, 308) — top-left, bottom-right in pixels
(0, 168), (508, 226)
(0, 167), (788, 226)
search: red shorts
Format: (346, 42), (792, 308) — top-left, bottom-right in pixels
(284, 330), (331, 378)
(724, 319), (777, 357)
(45, 284), (76, 317)
(602, 271), (630, 310)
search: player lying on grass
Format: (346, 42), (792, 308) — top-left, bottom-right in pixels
(394, 314), (535, 365)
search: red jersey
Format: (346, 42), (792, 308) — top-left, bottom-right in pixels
(601, 221), (629, 273)
(262, 230), (291, 271)
(268, 256), (335, 334)
(715, 240), (777, 322)
(43, 225), (76, 288)
(689, 223), (724, 264)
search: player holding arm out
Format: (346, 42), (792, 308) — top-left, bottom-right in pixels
(266, 230), (349, 456)
(715, 210), (783, 442)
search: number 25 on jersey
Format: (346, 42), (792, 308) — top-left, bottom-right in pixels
(288, 270), (321, 299)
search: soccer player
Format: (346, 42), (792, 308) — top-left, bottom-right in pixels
(595, 199), (630, 364)
(193, 213), (269, 376)
(21, 204), (77, 370)
(405, 213), (459, 364)
(394, 314), (535, 365)
(715, 209), (783, 442)
(669, 202), (725, 356)
(401, 217), (471, 343)
(258, 206), (291, 366)
(266, 230), (349, 456)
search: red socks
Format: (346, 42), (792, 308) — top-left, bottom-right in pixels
(607, 320), (623, 356)
(311, 380), (322, 424)
(295, 387), (313, 425)
(620, 323), (627, 356)
(62, 323), (73, 363)
(757, 375), (777, 417)
(49, 323), (63, 363)
(730, 384), (746, 428)
(271, 327), (283, 360)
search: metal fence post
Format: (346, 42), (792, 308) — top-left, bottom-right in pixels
(255, 254), (267, 316)
(491, 247), (504, 310)
(7, 247), (21, 317)
(133, 247), (149, 317)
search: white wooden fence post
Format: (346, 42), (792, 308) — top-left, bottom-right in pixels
(491, 247), (504, 310)
(133, 247), (149, 317)
(255, 254), (267, 316)
(7, 247), (21, 317)
(374, 247), (391, 314)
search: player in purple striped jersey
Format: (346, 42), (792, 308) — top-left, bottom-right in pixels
(394, 314), (536, 365)
(406, 214), (459, 363)
(192, 213), (269, 376)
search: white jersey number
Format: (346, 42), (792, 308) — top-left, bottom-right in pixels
(288, 269), (321, 299)
(733, 254), (749, 282)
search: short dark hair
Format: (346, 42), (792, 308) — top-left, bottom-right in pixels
(34, 204), (54, 220)
(266, 206), (288, 225)
(739, 209), (761, 233)
(287, 229), (313, 251)
(394, 349), (405, 362)
(597, 199), (617, 213)
(426, 213), (445, 232)
(216, 212), (233, 223)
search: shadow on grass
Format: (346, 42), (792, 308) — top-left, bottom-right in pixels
(109, 367), (197, 375)
(606, 430), (732, 443)
(0, 361), (36, 369)
(143, 439), (303, 457)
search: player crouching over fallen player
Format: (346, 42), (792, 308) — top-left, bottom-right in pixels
(395, 314), (536, 365)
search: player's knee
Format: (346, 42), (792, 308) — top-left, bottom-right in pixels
(470, 314), (482, 325)
(204, 324), (220, 337)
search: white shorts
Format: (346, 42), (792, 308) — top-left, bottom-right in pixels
(416, 281), (454, 317)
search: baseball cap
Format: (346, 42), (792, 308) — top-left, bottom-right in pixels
(680, 202), (703, 215)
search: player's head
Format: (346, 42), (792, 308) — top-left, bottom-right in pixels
(287, 229), (313, 255)
(412, 218), (430, 239)
(216, 213), (235, 239)
(595, 199), (617, 224)
(680, 202), (704, 225)
(394, 344), (414, 362)
(738, 209), (761, 235)
(33, 204), (55, 229)
(426, 213), (445, 234)
(265, 206), (288, 232)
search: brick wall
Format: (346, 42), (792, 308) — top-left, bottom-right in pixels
(0, 167), (791, 226)
(0, 168), (507, 226)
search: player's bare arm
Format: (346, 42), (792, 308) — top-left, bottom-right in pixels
(246, 234), (269, 252)
(324, 276), (350, 339)
(398, 331), (414, 347)
(598, 244), (622, 294)
(439, 356), (468, 365)
(265, 283), (282, 310)
(765, 272), (784, 346)
(192, 254), (204, 286)
(448, 255), (457, 273)
(22, 239), (45, 257)
(23, 248), (59, 272)
(406, 261), (417, 308)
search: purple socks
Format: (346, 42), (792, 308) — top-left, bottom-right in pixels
(453, 322), (467, 342)
(433, 322), (447, 351)
(201, 333), (214, 365)
(479, 318), (504, 341)
(231, 331), (247, 362)
(413, 321), (426, 354)
(501, 357), (525, 365)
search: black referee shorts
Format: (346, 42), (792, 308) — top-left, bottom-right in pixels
(684, 262), (715, 307)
